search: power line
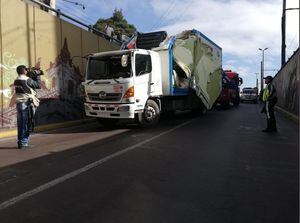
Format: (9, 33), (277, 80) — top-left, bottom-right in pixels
(56, 2), (95, 25)
(59, 10), (94, 26)
(286, 32), (299, 53)
(170, 0), (194, 26)
(60, 0), (85, 10)
(153, 0), (194, 31)
(150, 0), (178, 31)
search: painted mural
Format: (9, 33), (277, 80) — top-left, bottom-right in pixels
(0, 0), (119, 130)
(0, 38), (84, 128)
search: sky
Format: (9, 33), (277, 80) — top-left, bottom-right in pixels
(55, 0), (299, 89)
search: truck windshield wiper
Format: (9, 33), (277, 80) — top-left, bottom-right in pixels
(111, 76), (120, 84)
(87, 80), (95, 84)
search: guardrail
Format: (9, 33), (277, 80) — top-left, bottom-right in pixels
(29, 0), (122, 45)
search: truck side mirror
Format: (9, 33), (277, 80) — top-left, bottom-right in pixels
(121, 55), (129, 67)
(239, 77), (243, 86)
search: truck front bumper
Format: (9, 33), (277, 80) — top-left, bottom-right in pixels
(84, 103), (136, 119)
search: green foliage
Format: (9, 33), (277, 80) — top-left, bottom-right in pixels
(94, 9), (137, 39)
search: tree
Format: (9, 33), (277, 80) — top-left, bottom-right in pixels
(93, 9), (137, 39)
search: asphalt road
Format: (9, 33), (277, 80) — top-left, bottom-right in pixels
(0, 103), (298, 223)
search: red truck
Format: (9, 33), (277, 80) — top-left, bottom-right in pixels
(218, 70), (243, 108)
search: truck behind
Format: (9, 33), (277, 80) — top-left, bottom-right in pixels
(217, 70), (243, 108)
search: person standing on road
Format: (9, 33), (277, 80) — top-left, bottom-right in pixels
(14, 65), (41, 149)
(261, 75), (277, 132)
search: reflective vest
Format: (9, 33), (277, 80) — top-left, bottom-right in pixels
(262, 86), (269, 102)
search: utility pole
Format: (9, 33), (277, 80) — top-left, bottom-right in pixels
(260, 61), (263, 91)
(281, 0), (286, 67)
(255, 73), (259, 90)
(281, 0), (299, 67)
(259, 48), (268, 92)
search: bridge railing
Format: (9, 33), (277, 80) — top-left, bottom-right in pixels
(28, 0), (122, 45)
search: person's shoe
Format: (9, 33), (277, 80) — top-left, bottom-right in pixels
(18, 145), (28, 149)
(262, 128), (271, 132)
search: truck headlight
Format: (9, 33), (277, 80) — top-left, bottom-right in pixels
(123, 86), (134, 98)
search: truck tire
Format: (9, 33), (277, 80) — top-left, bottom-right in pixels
(192, 106), (207, 116)
(233, 93), (240, 106)
(138, 99), (160, 127)
(97, 118), (118, 128)
(221, 101), (230, 109)
(200, 106), (208, 115)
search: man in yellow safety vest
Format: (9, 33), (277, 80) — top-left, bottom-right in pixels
(261, 76), (277, 132)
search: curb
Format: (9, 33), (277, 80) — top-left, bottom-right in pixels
(275, 106), (299, 123)
(0, 118), (96, 139)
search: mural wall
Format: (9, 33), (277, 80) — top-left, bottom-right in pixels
(273, 49), (299, 117)
(0, 0), (119, 129)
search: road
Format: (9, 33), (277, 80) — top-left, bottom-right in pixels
(0, 103), (298, 223)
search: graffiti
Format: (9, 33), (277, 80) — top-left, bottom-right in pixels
(1, 38), (84, 128)
(0, 63), (8, 70)
(0, 89), (12, 98)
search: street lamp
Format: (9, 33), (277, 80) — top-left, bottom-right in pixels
(259, 47), (268, 92)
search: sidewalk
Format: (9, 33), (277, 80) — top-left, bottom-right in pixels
(0, 122), (129, 168)
(0, 118), (95, 139)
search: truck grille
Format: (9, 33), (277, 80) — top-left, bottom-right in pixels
(88, 93), (122, 102)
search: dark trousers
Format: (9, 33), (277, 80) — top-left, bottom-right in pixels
(265, 100), (277, 130)
(17, 102), (30, 146)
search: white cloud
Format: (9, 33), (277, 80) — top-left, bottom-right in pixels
(56, 0), (299, 86)
(150, 0), (299, 68)
(147, 0), (299, 87)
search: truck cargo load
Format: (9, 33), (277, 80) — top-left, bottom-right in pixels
(171, 29), (222, 109)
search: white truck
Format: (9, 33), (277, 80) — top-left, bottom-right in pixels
(82, 29), (222, 127)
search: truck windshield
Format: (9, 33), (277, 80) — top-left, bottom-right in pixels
(87, 54), (132, 80)
(243, 89), (255, 94)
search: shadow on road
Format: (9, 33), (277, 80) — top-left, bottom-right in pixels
(39, 110), (198, 135)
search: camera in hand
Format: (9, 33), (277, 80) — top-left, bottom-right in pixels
(26, 67), (44, 80)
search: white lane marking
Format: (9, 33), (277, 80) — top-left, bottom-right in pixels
(0, 119), (195, 210)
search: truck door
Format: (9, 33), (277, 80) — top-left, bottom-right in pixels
(134, 53), (152, 108)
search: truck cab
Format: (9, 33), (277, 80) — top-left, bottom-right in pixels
(83, 49), (162, 127)
(218, 70), (243, 107)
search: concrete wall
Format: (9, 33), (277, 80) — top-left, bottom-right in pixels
(273, 49), (299, 117)
(0, 0), (119, 129)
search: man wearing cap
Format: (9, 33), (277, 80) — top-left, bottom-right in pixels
(261, 75), (277, 132)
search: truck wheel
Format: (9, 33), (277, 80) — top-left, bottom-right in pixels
(97, 118), (118, 128)
(200, 106), (208, 115)
(233, 97), (240, 106)
(221, 101), (230, 109)
(192, 104), (207, 116)
(138, 99), (160, 127)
